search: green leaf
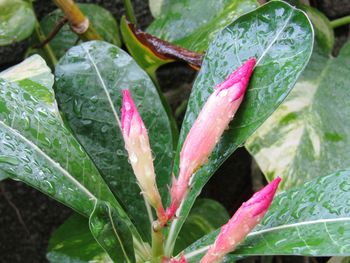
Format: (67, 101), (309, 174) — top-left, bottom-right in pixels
(0, 55), (103, 216)
(47, 213), (111, 263)
(165, 1), (314, 255)
(183, 170), (350, 262)
(246, 42), (350, 191)
(147, 0), (259, 52)
(0, 55), (142, 261)
(298, 4), (334, 54)
(0, 0), (36, 46)
(89, 201), (136, 263)
(175, 199), (229, 255)
(37, 4), (121, 59)
(55, 41), (174, 241)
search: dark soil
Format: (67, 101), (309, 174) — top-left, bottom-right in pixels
(0, 0), (349, 262)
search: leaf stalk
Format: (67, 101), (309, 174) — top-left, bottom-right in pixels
(330, 15), (350, 29)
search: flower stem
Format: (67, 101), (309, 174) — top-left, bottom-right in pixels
(53, 0), (102, 40)
(330, 15), (350, 29)
(122, 0), (137, 24)
(152, 221), (164, 261)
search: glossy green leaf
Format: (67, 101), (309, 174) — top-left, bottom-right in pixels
(147, 0), (259, 52)
(55, 41), (174, 241)
(0, 0), (36, 46)
(89, 201), (136, 263)
(183, 170), (350, 262)
(0, 55), (144, 260)
(246, 42), (350, 191)
(175, 199), (229, 254)
(47, 213), (111, 263)
(37, 4), (121, 59)
(0, 55), (142, 261)
(165, 1), (314, 255)
(298, 4), (334, 54)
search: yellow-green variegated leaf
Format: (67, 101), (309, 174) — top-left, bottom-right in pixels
(246, 42), (350, 190)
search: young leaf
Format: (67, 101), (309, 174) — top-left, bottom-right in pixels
(120, 16), (203, 75)
(165, 1), (314, 255)
(47, 213), (111, 263)
(55, 41), (174, 240)
(89, 201), (136, 263)
(246, 42), (350, 191)
(34, 4), (121, 59)
(0, 0), (36, 46)
(183, 170), (350, 262)
(147, 0), (259, 52)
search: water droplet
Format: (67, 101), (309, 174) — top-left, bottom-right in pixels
(101, 125), (109, 133)
(90, 95), (99, 104)
(0, 155), (19, 166)
(129, 153), (138, 164)
(124, 102), (131, 111)
(340, 181), (350, 192)
(73, 99), (83, 117)
(42, 181), (55, 195)
(219, 89), (228, 97)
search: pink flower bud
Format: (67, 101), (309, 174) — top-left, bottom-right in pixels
(166, 58), (256, 221)
(162, 255), (188, 263)
(200, 177), (281, 263)
(121, 89), (165, 219)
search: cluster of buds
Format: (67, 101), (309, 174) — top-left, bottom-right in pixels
(120, 58), (281, 263)
(165, 58), (256, 220)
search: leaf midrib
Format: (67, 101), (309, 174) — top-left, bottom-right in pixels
(0, 119), (97, 201)
(184, 217), (350, 259)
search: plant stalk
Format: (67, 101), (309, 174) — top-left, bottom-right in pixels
(122, 0), (137, 24)
(34, 23), (58, 66)
(53, 0), (102, 40)
(330, 15), (350, 29)
(151, 221), (164, 261)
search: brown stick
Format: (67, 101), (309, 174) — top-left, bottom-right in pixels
(53, 0), (102, 40)
(34, 17), (68, 48)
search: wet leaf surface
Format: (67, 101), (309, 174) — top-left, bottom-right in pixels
(55, 41), (174, 241)
(183, 170), (350, 261)
(165, 1), (314, 255)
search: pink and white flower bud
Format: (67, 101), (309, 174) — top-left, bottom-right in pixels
(121, 89), (165, 219)
(162, 255), (188, 263)
(200, 177), (281, 263)
(166, 58), (256, 221)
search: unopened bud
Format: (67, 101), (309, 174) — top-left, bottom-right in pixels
(200, 177), (281, 263)
(166, 58), (256, 221)
(121, 89), (165, 219)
